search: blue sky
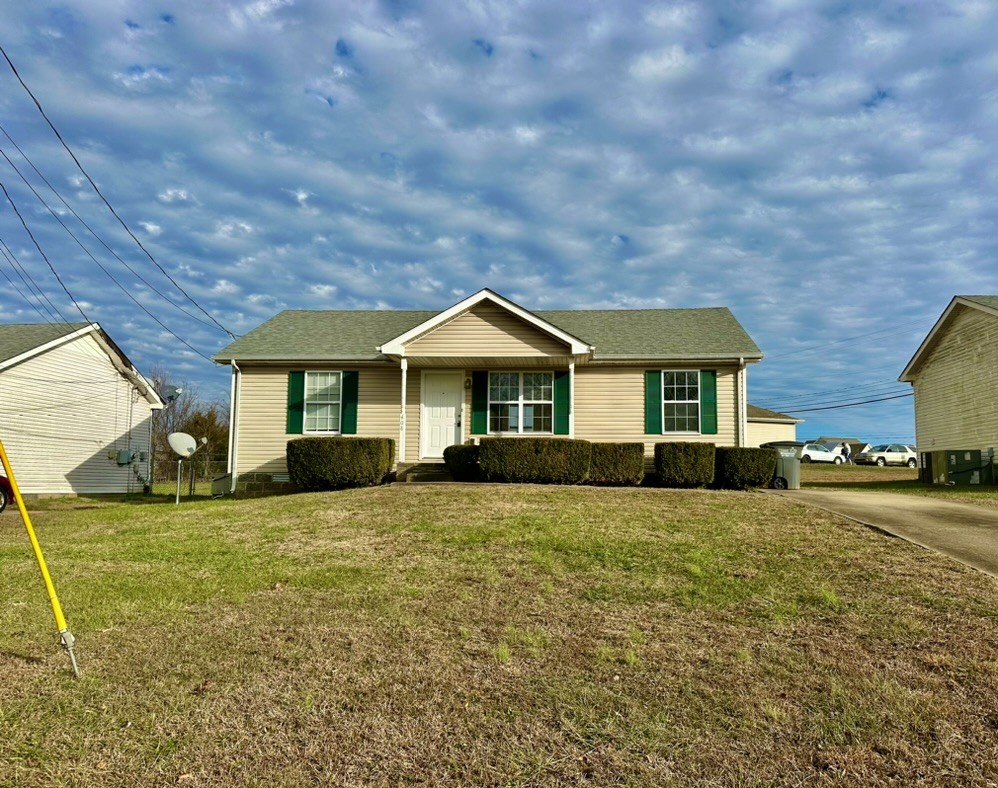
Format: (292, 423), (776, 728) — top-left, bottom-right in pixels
(2, 1), (996, 443)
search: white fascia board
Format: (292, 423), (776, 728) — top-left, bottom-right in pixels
(0, 323), (97, 373)
(377, 288), (593, 356)
(897, 296), (995, 382)
(88, 328), (165, 408)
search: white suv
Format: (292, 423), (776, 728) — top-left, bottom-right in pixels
(854, 444), (917, 467)
(800, 443), (844, 464)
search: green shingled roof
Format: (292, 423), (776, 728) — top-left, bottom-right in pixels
(215, 304), (761, 363)
(0, 323), (90, 365)
(961, 295), (998, 311)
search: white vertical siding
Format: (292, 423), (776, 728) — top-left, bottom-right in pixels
(0, 334), (156, 494)
(912, 306), (998, 452)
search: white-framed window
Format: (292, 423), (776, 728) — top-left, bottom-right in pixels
(489, 371), (553, 434)
(663, 370), (699, 433)
(304, 371), (342, 433)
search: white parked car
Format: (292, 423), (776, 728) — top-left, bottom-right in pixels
(800, 443), (844, 464)
(854, 444), (917, 468)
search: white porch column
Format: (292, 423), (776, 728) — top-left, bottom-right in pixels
(399, 358), (408, 463)
(569, 361), (576, 437)
(737, 358), (747, 448)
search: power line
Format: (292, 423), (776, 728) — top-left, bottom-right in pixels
(0, 42), (237, 340)
(765, 319), (928, 361)
(0, 145), (216, 362)
(787, 392), (913, 413)
(0, 178), (88, 322)
(0, 235), (67, 322)
(0, 123), (225, 334)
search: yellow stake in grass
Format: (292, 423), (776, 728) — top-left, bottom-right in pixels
(0, 436), (80, 677)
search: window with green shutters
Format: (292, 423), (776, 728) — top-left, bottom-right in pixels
(471, 370), (570, 435)
(287, 370), (358, 435)
(644, 369), (717, 435)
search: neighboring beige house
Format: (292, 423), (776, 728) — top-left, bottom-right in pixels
(214, 289), (763, 492)
(746, 404), (801, 447)
(0, 323), (163, 495)
(899, 295), (998, 485)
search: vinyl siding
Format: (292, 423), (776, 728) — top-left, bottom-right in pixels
(746, 420), (797, 447)
(406, 303), (569, 357)
(0, 334), (155, 494)
(573, 366), (738, 455)
(237, 365), (401, 475)
(911, 306), (998, 452)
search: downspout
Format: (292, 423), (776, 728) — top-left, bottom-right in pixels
(399, 358), (408, 464)
(568, 361), (576, 438)
(737, 357), (746, 448)
(228, 361), (241, 493)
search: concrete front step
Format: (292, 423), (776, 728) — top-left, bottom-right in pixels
(397, 463), (454, 483)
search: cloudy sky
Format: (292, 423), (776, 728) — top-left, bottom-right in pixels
(2, 0), (996, 443)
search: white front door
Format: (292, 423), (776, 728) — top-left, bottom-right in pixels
(421, 372), (464, 459)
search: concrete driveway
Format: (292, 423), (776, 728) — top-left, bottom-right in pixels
(773, 489), (998, 579)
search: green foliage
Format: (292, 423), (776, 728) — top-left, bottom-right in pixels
(655, 442), (715, 488)
(443, 444), (481, 482)
(478, 437), (592, 484)
(715, 447), (778, 490)
(286, 437), (395, 491)
(588, 442), (645, 486)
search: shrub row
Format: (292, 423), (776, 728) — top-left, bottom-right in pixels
(445, 438), (644, 486)
(445, 439), (777, 490)
(286, 436), (776, 492)
(287, 437), (395, 491)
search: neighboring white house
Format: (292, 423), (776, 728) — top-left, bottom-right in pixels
(0, 322), (163, 495)
(899, 295), (998, 485)
(746, 404), (801, 447)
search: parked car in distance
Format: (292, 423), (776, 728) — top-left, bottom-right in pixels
(800, 443), (844, 464)
(0, 473), (11, 514)
(854, 444), (917, 468)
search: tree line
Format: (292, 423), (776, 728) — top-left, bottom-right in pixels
(148, 367), (229, 483)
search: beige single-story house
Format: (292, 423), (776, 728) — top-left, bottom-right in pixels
(0, 322), (163, 495)
(746, 404), (801, 447)
(214, 289), (763, 492)
(899, 295), (998, 485)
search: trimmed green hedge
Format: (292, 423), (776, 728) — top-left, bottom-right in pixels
(588, 442), (645, 486)
(286, 437), (395, 491)
(654, 442), (715, 488)
(714, 447), (778, 490)
(478, 437), (591, 484)
(443, 444), (480, 482)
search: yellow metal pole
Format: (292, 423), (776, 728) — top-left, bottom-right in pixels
(0, 436), (80, 676)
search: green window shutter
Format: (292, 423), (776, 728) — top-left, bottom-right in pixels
(553, 370), (570, 435)
(471, 371), (488, 434)
(341, 371), (359, 434)
(644, 371), (662, 435)
(287, 371), (305, 435)
(700, 369), (717, 435)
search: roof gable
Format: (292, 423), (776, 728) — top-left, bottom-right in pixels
(899, 295), (998, 382)
(378, 289), (591, 357)
(0, 322), (162, 406)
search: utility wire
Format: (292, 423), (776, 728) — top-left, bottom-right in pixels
(0, 235), (67, 322)
(0, 146), (215, 362)
(0, 42), (236, 340)
(765, 319), (928, 360)
(0, 179), (88, 322)
(0, 124), (224, 334)
(787, 392), (913, 413)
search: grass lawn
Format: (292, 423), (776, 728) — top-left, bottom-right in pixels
(2, 484), (997, 786)
(801, 463), (998, 508)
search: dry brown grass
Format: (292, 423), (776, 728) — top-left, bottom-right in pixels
(802, 463), (998, 508)
(2, 485), (997, 786)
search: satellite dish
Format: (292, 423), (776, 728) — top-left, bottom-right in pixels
(167, 432), (198, 458)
